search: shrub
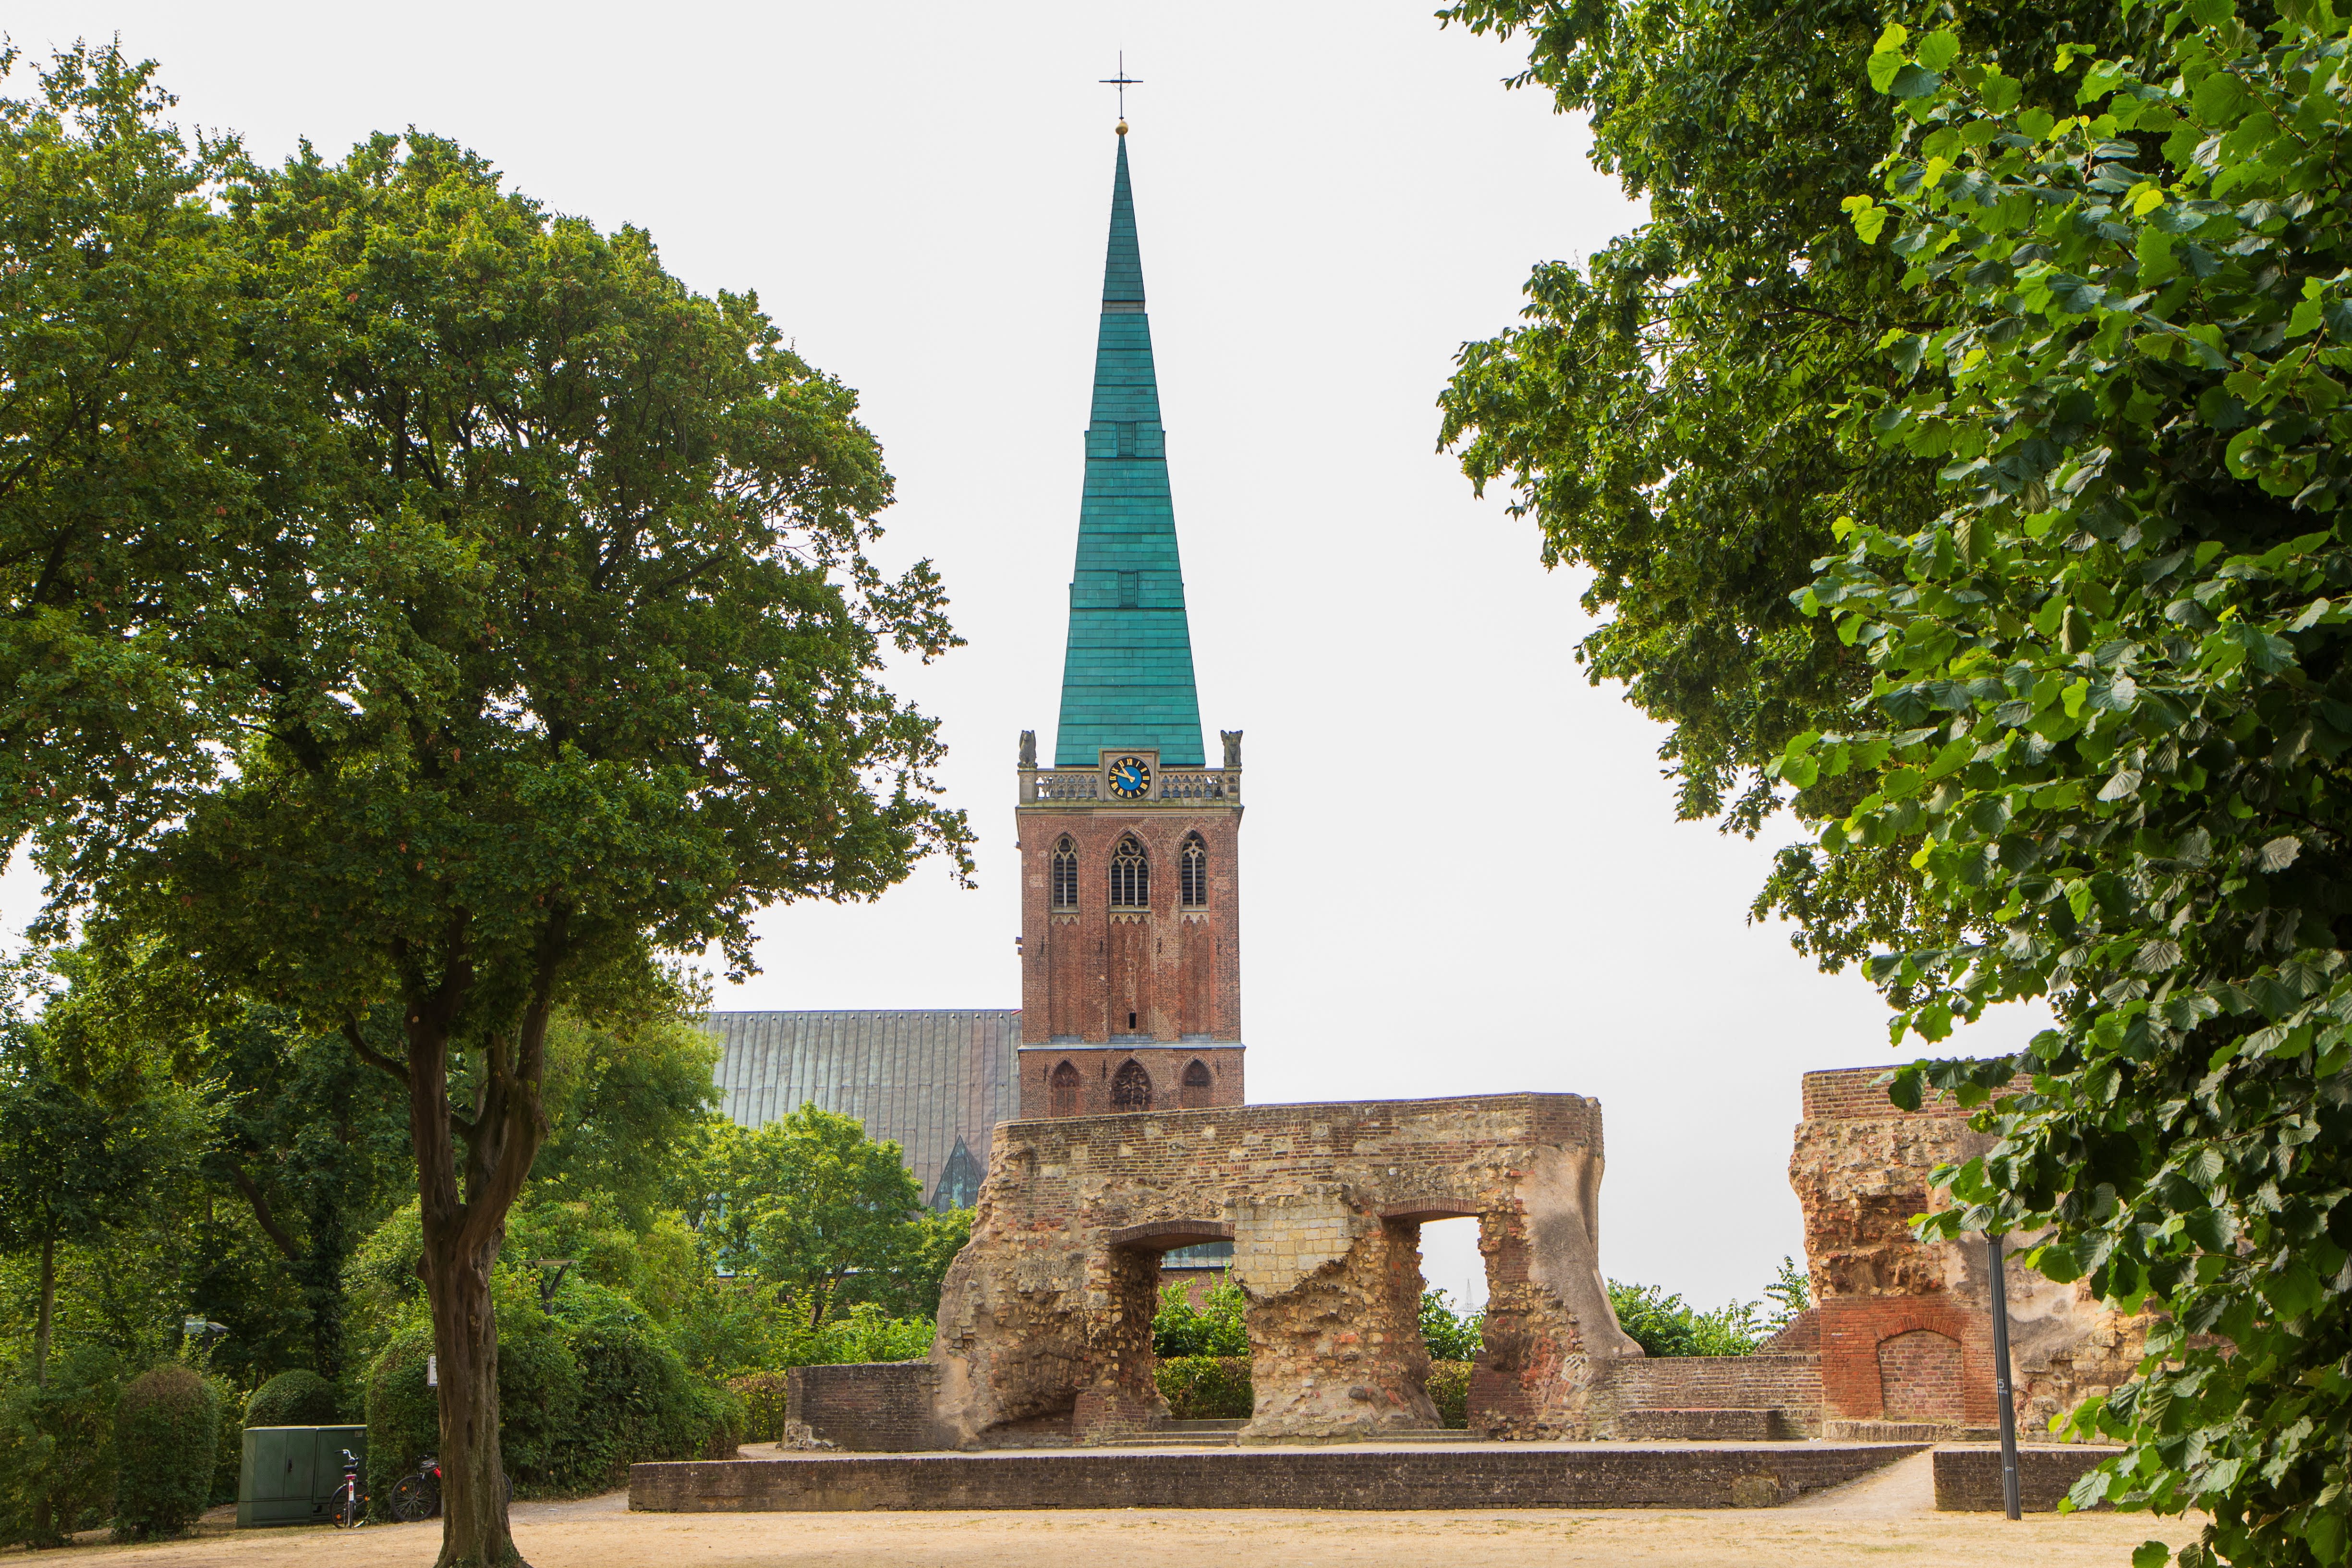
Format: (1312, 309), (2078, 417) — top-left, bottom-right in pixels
(364, 1274), (580, 1507)
(206, 1375), (241, 1507)
(1425, 1361), (1471, 1430)
(0, 1348), (121, 1547)
(727, 1371), (791, 1444)
(550, 1320), (734, 1489)
(111, 1365), (218, 1541)
(1152, 1276), (1247, 1358)
(1606, 1281), (1762, 1358)
(1418, 1289), (1483, 1361)
(1153, 1356), (1251, 1420)
(243, 1368), (337, 1428)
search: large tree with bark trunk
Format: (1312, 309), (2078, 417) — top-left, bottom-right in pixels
(38, 125), (968, 1565)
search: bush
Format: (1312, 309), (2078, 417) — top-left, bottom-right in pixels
(364, 1274), (581, 1507)
(1418, 1290), (1483, 1361)
(727, 1371), (791, 1444)
(243, 1368), (338, 1428)
(1153, 1356), (1252, 1420)
(549, 1319), (735, 1489)
(206, 1375), (242, 1507)
(0, 1348), (121, 1547)
(1152, 1276), (1247, 1359)
(111, 1365), (218, 1541)
(1606, 1281), (1762, 1358)
(1425, 1361), (1470, 1430)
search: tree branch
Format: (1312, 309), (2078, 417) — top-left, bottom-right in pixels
(342, 1019), (410, 1088)
(227, 1164), (302, 1261)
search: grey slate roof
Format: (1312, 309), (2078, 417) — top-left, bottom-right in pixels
(702, 1010), (1019, 1205)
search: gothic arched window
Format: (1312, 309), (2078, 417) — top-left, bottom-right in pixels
(1109, 834), (1149, 908)
(1050, 836), (1079, 911)
(1050, 1060), (1080, 1118)
(1180, 833), (1208, 908)
(1111, 1058), (1152, 1112)
(1181, 1058), (1212, 1109)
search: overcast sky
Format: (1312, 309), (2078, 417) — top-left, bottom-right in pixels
(1, 2), (2048, 1310)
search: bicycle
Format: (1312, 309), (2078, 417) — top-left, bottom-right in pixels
(387, 1456), (514, 1523)
(329, 1449), (366, 1529)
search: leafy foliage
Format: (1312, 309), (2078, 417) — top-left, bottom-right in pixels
(244, 1368), (338, 1428)
(1418, 1288), (1485, 1361)
(1434, 0), (2136, 969)
(1606, 1280), (1765, 1357)
(0, 1345), (119, 1547)
(1152, 1275), (1248, 1359)
(110, 1364), (216, 1541)
(1763, 1255), (1814, 1332)
(1425, 1361), (1473, 1430)
(1782, 4), (2352, 1562)
(1153, 1355), (1252, 1420)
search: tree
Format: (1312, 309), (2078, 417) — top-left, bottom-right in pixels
(1786, 6), (2352, 1564)
(526, 1013), (721, 1230)
(699, 1106), (926, 1327)
(48, 129), (968, 1567)
(1433, 1), (2137, 969)
(0, 965), (202, 1386)
(0, 44), (277, 898)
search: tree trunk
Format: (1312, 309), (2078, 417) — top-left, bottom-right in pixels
(388, 922), (562, 1568)
(33, 1231), (54, 1389)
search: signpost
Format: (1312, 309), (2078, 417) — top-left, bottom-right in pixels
(1988, 1232), (2022, 1520)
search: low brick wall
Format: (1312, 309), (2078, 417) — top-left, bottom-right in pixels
(1588, 1355), (1823, 1439)
(1616, 1410), (1774, 1442)
(630, 1443), (1926, 1512)
(1933, 1446), (2122, 1512)
(787, 1363), (945, 1452)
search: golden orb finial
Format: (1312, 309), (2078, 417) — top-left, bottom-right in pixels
(1116, 119), (1128, 136)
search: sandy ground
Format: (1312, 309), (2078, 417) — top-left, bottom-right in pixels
(11, 1454), (2204, 1568)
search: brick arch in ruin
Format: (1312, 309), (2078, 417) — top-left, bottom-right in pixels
(927, 1094), (1641, 1446)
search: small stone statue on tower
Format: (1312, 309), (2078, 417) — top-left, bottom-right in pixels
(1221, 730), (1243, 770)
(1019, 729), (1036, 768)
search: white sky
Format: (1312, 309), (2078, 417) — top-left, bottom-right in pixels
(2, 1), (2049, 1311)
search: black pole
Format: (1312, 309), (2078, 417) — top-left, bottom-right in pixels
(1988, 1231), (2021, 1519)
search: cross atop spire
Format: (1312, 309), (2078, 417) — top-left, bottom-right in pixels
(1099, 52), (1140, 122)
(1051, 131), (1205, 769)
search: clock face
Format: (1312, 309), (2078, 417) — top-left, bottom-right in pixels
(1107, 755), (1153, 799)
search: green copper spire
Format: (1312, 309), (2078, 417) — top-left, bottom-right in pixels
(1052, 133), (1206, 768)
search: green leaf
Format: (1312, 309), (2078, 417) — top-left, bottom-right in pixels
(1917, 31), (1961, 73)
(1868, 49), (1908, 95)
(2134, 1543), (2172, 1568)
(1889, 62), (1944, 99)
(2258, 835), (2302, 871)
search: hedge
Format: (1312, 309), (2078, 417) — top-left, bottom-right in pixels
(0, 1347), (120, 1547)
(244, 1368), (338, 1428)
(1153, 1357), (1474, 1428)
(112, 1366), (218, 1541)
(728, 1371), (791, 1444)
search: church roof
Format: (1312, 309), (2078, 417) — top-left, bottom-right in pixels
(703, 1009), (1017, 1207)
(1053, 133), (1206, 768)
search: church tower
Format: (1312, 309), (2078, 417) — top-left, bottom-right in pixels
(1016, 126), (1244, 1119)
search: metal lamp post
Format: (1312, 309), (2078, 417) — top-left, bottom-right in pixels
(1987, 1231), (2021, 1520)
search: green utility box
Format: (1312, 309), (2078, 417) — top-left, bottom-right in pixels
(236, 1425), (366, 1528)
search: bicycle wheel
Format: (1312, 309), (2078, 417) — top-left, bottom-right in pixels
(333, 1487), (360, 1529)
(388, 1472), (439, 1523)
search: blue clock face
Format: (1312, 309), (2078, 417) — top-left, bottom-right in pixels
(1108, 756), (1152, 798)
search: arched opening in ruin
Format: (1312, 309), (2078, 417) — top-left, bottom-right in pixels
(1877, 1327), (1964, 1422)
(1381, 1203), (1490, 1432)
(1090, 1220), (1237, 1433)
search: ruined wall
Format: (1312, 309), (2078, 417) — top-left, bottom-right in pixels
(1587, 1355), (1825, 1439)
(930, 1094), (1639, 1446)
(1791, 1067), (2148, 1437)
(785, 1364), (945, 1452)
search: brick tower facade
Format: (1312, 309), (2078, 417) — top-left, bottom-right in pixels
(1016, 126), (1244, 1119)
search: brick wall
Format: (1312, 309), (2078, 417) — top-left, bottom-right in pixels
(1817, 1291), (1997, 1426)
(1588, 1355), (1824, 1439)
(785, 1364), (946, 1452)
(630, 1442), (1928, 1513)
(1933, 1446), (2122, 1512)
(1878, 1329), (1964, 1422)
(1016, 1044), (1244, 1120)
(1800, 1067), (2034, 1121)
(1016, 803), (1244, 1066)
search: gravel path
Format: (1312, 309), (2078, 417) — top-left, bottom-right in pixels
(20, 1470), (2198, 1568)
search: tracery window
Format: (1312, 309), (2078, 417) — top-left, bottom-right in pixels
(1111, 1058), (1153, 1113)
(1180, 833), (1208, 908)
(1050, 1060), (1081, 1118)
(1109, 834), (1149, 908)
(1181, 1059), (1212, 1109)
(1051, 836), (1079, 910)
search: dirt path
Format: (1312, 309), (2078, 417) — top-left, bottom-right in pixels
(34, 1476), (2201, 1568)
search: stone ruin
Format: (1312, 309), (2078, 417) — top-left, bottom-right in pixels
(781, 1071), (2146, 1452)
(930, 1093), (1639, 1444)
